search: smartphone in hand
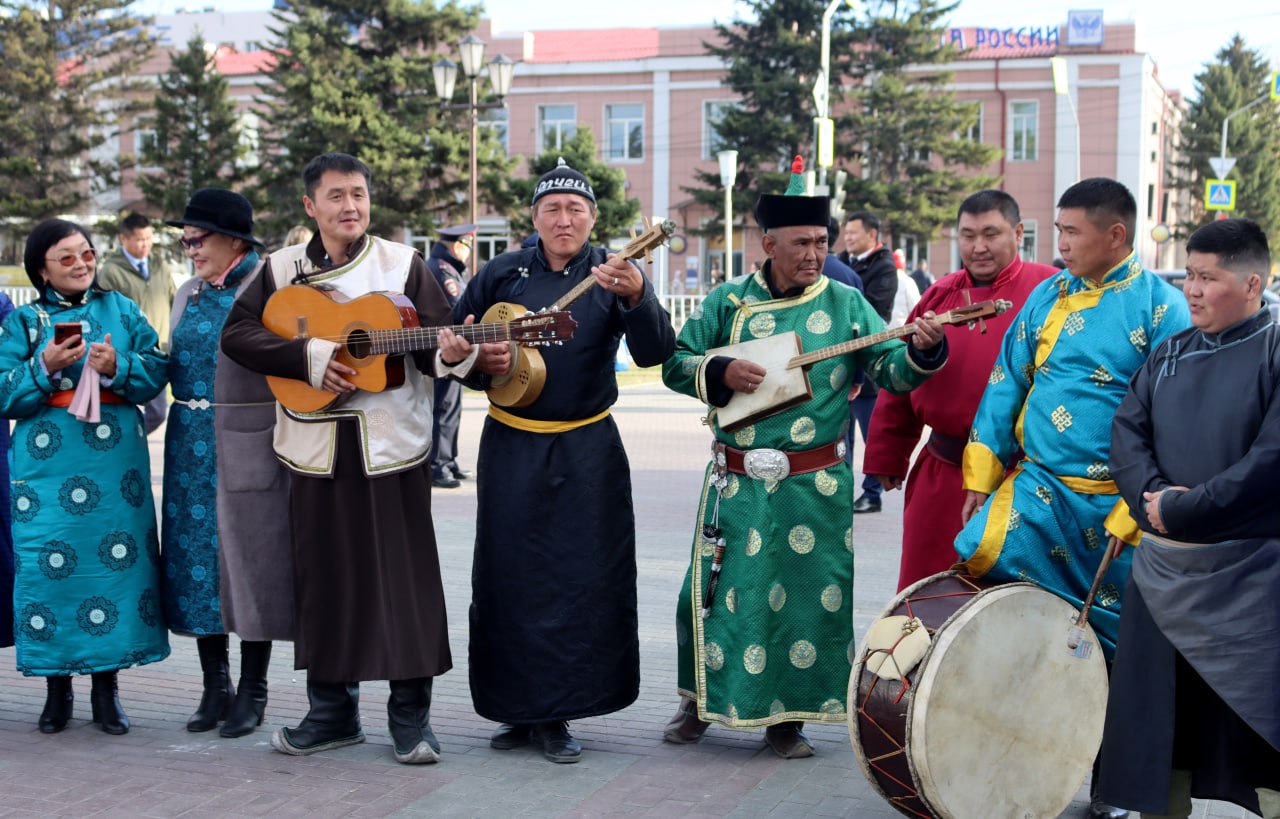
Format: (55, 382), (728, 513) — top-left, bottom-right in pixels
(53, 322), (83, 345)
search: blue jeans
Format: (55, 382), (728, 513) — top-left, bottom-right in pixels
(849, 393), (882, 500)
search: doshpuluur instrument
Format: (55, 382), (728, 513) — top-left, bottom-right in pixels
(849, 570), (1109, 819)
(484, 218), (676, 408)
(709, 299), (1012, 432)
(261, 285), (577, 413)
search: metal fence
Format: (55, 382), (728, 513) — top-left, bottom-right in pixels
(0, 286), (37, 307)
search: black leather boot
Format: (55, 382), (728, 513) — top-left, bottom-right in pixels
(387, 677), (440, 764)
(270, 680), (364, 755)
(90, 671), (130, 735)
(187, 635), (234, 732)
(38, 675), (74, 734)
(220, 640), (271, 738)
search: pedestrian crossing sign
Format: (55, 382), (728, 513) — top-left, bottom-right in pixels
(1205, 179), (1236, 211)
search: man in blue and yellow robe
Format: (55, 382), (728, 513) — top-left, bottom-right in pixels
(955, 178), (1190, 659)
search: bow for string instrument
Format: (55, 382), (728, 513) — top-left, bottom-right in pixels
(261, 285), (577, 413)
(484, 218), (676, 408)
(709, 299), (1013, 432)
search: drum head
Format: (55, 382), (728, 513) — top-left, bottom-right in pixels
(909, 585), (1108, 819)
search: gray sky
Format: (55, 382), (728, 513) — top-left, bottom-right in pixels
(148, 0), (1280, 100)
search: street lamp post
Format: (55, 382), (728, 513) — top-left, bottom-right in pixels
(1050, 56), (1081, 182)
(815, 0), (855, 188)
(717, 149), (738, 282)
(433, 37), (515, 230)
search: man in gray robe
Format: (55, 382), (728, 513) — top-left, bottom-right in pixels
(1101, 218), (1280, 818)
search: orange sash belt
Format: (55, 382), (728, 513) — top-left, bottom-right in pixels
(47, 390), (129, 408)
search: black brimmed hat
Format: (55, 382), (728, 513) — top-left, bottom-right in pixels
(753, 155), (829, 231)
(166, 188), (264, 246)
(531, 158), (596, 206)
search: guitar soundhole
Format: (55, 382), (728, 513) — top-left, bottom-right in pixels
(347, 329), (371, 360)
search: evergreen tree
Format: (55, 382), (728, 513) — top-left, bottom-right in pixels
(136, 34), (245, 219)
(251, 0), (516, 240)
(686, 0), (995, 250)
(504, 128), (641, 246)
(0, 0), (156, 220)
(1174, 36), (1280, 243)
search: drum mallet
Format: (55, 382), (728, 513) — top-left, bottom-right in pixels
(1067, 535), (1121, 657)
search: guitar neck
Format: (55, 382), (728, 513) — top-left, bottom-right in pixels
(786, 305), (974, 370)
(370, 322), (512, 356)
(550, 274), (598, 312)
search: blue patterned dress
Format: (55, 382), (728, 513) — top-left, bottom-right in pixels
(161, 252), (259, 635)
(0, 286), (169, 676)
(0, 292), (15, 648)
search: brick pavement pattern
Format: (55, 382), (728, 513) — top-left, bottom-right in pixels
(0, 385), (1248, 818)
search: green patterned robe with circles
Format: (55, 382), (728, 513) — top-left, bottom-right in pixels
(662, 270), (939, 727)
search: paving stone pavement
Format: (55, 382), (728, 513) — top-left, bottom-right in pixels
(0, 384), (1251, 818)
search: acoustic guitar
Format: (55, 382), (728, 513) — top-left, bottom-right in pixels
(485, 218), (676, 408)
(262, 285), (577, 413)
(709, 299), (1013, 432)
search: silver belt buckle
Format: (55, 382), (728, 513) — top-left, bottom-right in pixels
(742, 448), (790, 481)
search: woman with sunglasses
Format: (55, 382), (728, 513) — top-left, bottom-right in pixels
(160, 189), (292, 738)
(0, 219), (169, 734)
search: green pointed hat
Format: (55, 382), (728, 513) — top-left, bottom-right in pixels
(755, 155), (829, 230)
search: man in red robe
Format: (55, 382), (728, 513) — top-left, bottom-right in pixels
(864, 190), (1057, 590)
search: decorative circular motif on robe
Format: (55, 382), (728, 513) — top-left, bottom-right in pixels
(38, 540), (77, 580)
(733, 425), (756, 448)
(741, 295), (760, 305)
(725, 587), (738, 614)
(789, 417), (816, 446)
(747, 313), (776, 338)
(788, 525), (815, 554)
(763, 478), (780, 494)
(806, 310), (833, 335)
(366, 408), (394, 439)
(820, 699), (846, 716)
(705, 641), (725, 671)
(745, 529), (762, 556)
(13, 485), (40, 523)
(138, 589), (159, 627)
(814, 470), (838, 497)
(28, 325), (39, 342)
(727, 703), (740, 720)
(77, 597), (119, 636)
(844, 527), (853, 553)
(0, 372), (16, 403)
(58, 377), (73, 390)
(790, 640), (817, 669)
(689, 305), (705, 322)
(721, 474), (740, 499)
(744, 644), (767, 675)
(699, 538), (715, 558)
(27, 421), (62, 460)
(82, 416), (122, 451)
(681, 356), (699, 376)
(769, 583), (787, 611)
(770, 699), (786, 717)
(675, 618), (689, 646)
(20, 603), (56, 641)
(120, 469), (147, 508)
(829, 363), (848, 392)
(59, 476), (101, 516)
(821, 584), (843, 612)
(98, 532), (137, 571)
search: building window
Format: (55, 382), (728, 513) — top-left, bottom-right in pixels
(605, 103), (644, 161)
(1010, 100), (1038, 161)
(704, 100), (735, 160)
(481, 107), (509, 156)
(538, 104), (576, 154)
(1020, 219), (1037, 262)
(964, 102), (983, 143)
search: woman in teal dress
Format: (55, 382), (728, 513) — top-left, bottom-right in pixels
(162, 189), (288, 738)
(0, 219), (169, 735)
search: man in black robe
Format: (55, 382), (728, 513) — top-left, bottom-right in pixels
(1101, 218), (1280, 817)
(439, 159), (676, 763)
(222, 153), (472, 764)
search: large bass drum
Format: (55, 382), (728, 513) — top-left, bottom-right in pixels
(848, 571), (1108, 819)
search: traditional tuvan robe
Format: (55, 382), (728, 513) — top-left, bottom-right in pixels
(662, 266), (945, 728)
(1099, 308), (1280, 815)
(954, 253), (1189, 655)
(455, 241), (675, 724)
(863, 257), (1055, 590)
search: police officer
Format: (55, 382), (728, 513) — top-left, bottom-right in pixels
(427, 223), (476, 488)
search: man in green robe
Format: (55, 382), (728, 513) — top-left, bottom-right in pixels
(661, 183), (947, 757)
